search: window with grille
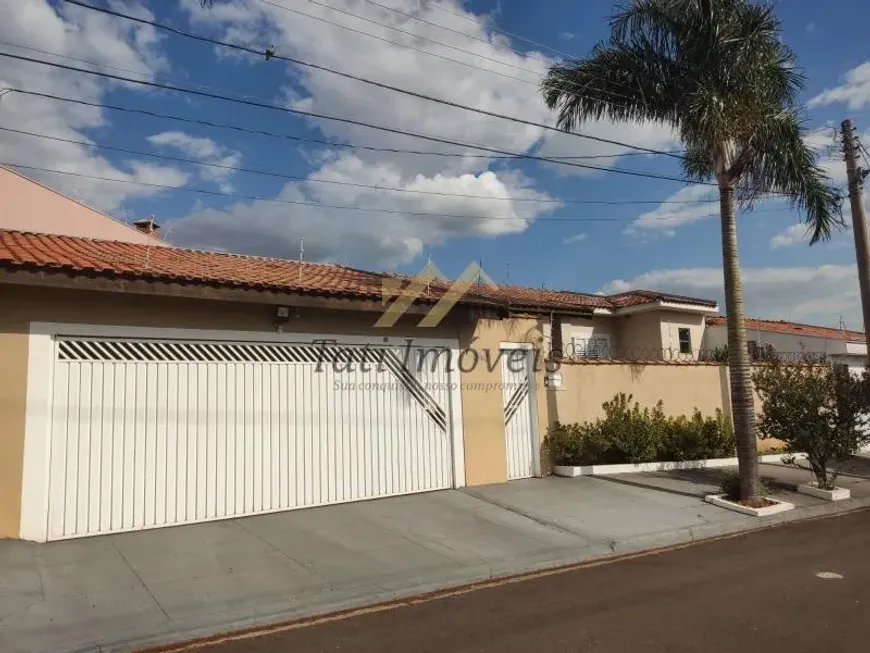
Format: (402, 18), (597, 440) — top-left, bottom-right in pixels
(570, 335), (610, 359)
(678, 328), (692, 354)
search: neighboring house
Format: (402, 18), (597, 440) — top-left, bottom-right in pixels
(703, 316), (867, 372)
(524, 288), (719, 360)
(0, 229), (719, 542)
(0, 166), (168, 245)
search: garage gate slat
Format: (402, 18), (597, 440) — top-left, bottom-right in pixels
(47, 338), (456, 539)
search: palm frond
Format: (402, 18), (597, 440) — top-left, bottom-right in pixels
(681, 141), (715, 180)
(739, 111), (844, 243)
(541, 43), (682, 131)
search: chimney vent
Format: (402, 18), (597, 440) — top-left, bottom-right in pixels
(133, 218), (160, 238)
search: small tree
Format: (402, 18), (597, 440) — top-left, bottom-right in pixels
(753, 364), (870, 489)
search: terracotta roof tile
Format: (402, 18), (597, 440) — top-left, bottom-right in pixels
(0, 230), (718, 313)
(608, 289), (718, 308)
(0, 230), (393, 300)
(468, 283), (613, 311)
(706, 316), (865, 342)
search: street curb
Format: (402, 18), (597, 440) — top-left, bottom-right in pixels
(131, 498), (870, 653)
(553, 452), (802, 478)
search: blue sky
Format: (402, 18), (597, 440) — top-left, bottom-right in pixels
(2, 0), (869, 327)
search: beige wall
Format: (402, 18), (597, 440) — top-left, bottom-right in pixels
(553, 363), (730, 425)
(607, 310), (707, 360)
(0, 284), (541, 537)
(613, 311), (664, 359)
(550, 362), (782, 451)
(0, 319), (28, 540)
(0, 167), (166, 245)
(457, 315), (547, 486)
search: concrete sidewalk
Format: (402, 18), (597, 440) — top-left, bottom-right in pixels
(2, 467), (869, 653)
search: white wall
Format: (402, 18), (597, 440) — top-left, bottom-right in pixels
(542, 316), (618, 357)
(658, 311), (706, 360)
(546, 310), (708, 360)
(703, 324), (867, 363)
(561, 316), (618, 357)
(703, 325), (728, 350)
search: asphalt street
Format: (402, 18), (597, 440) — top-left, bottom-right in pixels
(156, 509), (870, 653)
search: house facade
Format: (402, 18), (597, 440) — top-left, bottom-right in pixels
(703, 316), (867, 372)
(0, 229), (722, 542)
(552, 295), (715, 361)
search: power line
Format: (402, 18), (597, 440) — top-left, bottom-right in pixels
(7, 85), (680, 162)
(360, 0), (556, 68)
(1, 162), (786, 224)
(0, 54), (713, 185)
(0, 125), (711, 206)
(259, 0), (644, 112)
(63, 0), (684, 160)
(259, 1), (538, 88)
(424, 1), (579, 62)
(0, 160), (693, 222)
(355, 0), (600, 103)
(0, 38), (155, 79)
(309, 0), (593, 89)
(0, 38), (299, 108)
(260, 0), (539, 86)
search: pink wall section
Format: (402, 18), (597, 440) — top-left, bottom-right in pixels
(0, 167), (169, 245)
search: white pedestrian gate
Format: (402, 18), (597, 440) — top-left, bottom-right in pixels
(500, 346), (538, 480)
(25, 328), (463, 541)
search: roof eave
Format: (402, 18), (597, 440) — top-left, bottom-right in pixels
(613, 300), (719, 316)
(0, 267), (439, 315)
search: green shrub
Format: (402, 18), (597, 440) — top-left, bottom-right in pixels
(597, 393), (666, 464)
(753, 363), (870, 490)
(547, 393), (735, 466)
(658, 409), (735, 462)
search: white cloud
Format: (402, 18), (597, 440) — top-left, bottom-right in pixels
(147, 131), (241, 192)
(803, 127), (870, 215)
(168, 154), (558, 266)
(173, 0), (684, 263)
(623, 124), (849, 241)
(770, 223), (810, 249)
(809, 61), (870, 110)
(806, 21), (816, 34)
(168, 0), (683, 262)
(623, 185), (718, 237)
(803, 124), (851, 185)
(562, 233), (587, 244)
(0, 0), (186, 214)
(184, 0), (550, 173)
(601, 264), (861, 327)
(535, 121), (678, 178)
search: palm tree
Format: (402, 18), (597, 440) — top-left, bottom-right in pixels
(542, 0), (841, 503)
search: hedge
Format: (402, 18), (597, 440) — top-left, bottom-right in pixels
(547, 393), (735, 466)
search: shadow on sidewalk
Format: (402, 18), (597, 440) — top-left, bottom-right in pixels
(592, 467), (795, 499)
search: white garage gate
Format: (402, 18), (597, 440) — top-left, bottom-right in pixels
(20, 325), (464, 541)
(499, 344), (540, 480)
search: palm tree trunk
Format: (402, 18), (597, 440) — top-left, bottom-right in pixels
(719, 186), (761, 502)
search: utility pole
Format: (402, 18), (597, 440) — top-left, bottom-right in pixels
(842, 118), (870, 365)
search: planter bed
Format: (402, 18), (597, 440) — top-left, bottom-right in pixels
(553, 452), (801, 478)
(797, 483), (850, 501)
(704, 494), (795, 517)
